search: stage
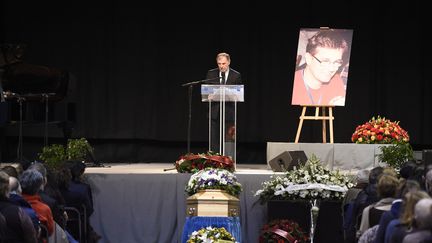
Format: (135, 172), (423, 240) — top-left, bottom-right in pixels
(79, 142), (399, 243)
(3, 142), (407, 242)
(85, 163), (275, 243)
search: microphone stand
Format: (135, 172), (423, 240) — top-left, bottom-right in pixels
(181, 77), (221, 154)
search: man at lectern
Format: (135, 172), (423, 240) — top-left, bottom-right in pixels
(206, 52), (242, 153)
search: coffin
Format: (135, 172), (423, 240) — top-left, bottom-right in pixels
(186, 189), (240, 217)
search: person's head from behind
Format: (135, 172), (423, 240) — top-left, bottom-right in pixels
(1, 165), (18, 178)
(355, 169), (370, 187)
(369, 166), (384, 185)
(400, 160), (417, 180)
(67, 160), (86, 181)
(396, 179), (420, 199)
(413, 198), (432, 230)
(216, 52), (231, 73)
(400, 191), (430, 228)
(57, 164), (72, 190)
(304, 30), (348, 87)
(0, 171), (10, 199)
(19, 169), (44, 195)
(8, 176), (22, 195)
(377, 174), (399, 199)
(27, 162), (48, 188)
(425, 169), (432, 196)
(382, 167), (398, 178)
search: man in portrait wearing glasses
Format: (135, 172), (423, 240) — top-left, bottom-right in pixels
(292, 29), (351, 106)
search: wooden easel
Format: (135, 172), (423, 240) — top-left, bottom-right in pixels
(295, 105), (334, 143)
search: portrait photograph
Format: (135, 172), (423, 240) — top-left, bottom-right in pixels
(291, 28), (353, 106)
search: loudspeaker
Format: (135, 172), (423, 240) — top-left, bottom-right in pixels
(423, 149), (432, 171)
(268, 150), (308, 172)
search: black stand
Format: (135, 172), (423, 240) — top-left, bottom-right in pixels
(4, 92), (31, 167)
(41, 93), (56, 147)
(181, 77), (221, 153)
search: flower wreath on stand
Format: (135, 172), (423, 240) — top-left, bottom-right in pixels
(175, 151), (235, 173)
(259, 219), (309, 243)
(185, 167), (242, 197)
(187, 226), (237, 243)
(254, 154), (353, 203)
(254, 154), (353, 242)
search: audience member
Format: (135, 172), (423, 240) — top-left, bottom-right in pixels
(373, 180), (420, 243)
(402, 198), (432, 243)
(8, 176), (41, 232)
(28, 162), (68, 227)
(20, 169), (55, 236)
(1, 165), (19, 178)
(60, 161), (100, 242)
(0, 171), (38, 243)
(358, 174), (398, 238)
(345, 166), (384, 243)
(425, 169), (432, 196)
(386, 191), (430, 243)
(399, 161), (417, 180)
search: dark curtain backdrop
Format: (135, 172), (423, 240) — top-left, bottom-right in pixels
(1, 1), (430, 163)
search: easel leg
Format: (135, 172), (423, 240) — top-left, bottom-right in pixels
(322, 107), (327, 143)
(295, 106), (307, 143)
(329, 107), (334, 143)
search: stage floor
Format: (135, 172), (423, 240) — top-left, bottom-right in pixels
(84, 162), (276, 174)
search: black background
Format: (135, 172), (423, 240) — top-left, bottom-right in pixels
(1, 1), (430, 164)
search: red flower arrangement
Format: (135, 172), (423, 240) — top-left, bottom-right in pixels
(351, 116), (409, 144)
(259, 219), (309, 243)
(175, 151), (235, 173)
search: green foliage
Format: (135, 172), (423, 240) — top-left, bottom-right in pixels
(378, 143), (414, 170)
(38, 138), (93, 169)
(38, 144), (66, 169)
(67, 138), (93, 160)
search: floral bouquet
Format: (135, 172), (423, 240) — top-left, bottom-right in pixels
(351, 116), (409, 144)
(254, 155), (353, 204)
(175, 151), (235, 173)
(259, 219), (309, 243)
(185, 168), (242, 197)
(187, 226), (237, 243)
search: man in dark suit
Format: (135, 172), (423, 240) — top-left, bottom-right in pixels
(205, 53), (242, 155)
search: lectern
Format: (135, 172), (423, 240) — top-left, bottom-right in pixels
(201, 85), (244, 164)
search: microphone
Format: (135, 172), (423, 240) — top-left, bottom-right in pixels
(181, 77), (222, 87)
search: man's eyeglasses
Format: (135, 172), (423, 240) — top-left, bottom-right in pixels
(312, 55), (344, 68)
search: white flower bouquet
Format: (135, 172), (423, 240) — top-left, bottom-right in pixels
(185, 168), (242, 197)
(255, 154), (353, 204)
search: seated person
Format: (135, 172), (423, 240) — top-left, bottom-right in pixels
(358, 174), (398, 238)
(0, 171), (38, 242)
(20, 169), (55, 237)
(402, 198), (432, 243)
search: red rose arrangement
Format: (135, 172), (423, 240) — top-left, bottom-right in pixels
(175, 151), (234, 173)
(351, 116), (409, 144)
(259, 219), (309, 243)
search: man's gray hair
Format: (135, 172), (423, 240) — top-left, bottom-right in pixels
(414, 198), (432, 229)
(19, 169), (44, 195)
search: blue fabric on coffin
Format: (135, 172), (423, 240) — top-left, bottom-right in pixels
(181, 216), (241, 243)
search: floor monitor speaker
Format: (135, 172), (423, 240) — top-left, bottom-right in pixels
(268, 150), (308, 172)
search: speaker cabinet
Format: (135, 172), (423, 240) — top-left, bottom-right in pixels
(268, 150), (308, 172)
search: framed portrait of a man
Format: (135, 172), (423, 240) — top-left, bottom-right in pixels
(291, 28), (353, 106)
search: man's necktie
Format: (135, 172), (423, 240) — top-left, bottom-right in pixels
(221, 72), (226, 84)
